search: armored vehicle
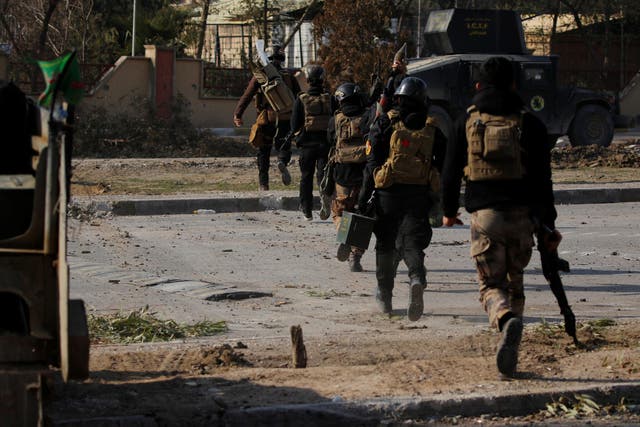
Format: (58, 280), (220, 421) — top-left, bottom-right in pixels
(408, 8), (615, 147)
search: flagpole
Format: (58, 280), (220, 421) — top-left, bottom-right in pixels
(132, 0), (137, 56)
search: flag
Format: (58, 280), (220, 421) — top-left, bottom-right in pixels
(37, 51), (84, 107)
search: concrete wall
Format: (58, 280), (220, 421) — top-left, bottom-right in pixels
(81, 46), (255, 129)
(174, 58), (255, 128)
(84, 56), (152, 112)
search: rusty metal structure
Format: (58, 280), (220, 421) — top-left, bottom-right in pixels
(0, 57), (89, 425)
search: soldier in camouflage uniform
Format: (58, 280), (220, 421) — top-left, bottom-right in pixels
(328, 82), (374, 272)
(441, 57), (559, 378)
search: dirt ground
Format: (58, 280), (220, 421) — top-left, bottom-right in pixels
(47, 321), (640, 425)
(69, 139), (640, 196)
(46, 142), (640, 425)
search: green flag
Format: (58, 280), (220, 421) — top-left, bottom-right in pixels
(37, 51), (84, 107)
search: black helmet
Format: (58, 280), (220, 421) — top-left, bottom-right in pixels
(478, 56), (514, 89)
(305, 64), (325, 86)
(265, 44), (285, 62)
(334, 83), (361, 105)
(394, 77), (429, 107)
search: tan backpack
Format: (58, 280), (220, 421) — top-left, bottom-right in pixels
(334, 111), (367, 163)
(464, 105), (525, 181)
(250, 61), (295, 116)
(300, 92), (331, 133)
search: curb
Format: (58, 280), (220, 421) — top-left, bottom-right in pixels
(88, 187), (640, 216)
(555, 188), (640, 205)
(111, 195), (302, 216)
(221, 382), (640, 426)
(51, 382), (640, 426)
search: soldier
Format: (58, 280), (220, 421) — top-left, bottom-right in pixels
(289, 65), (332, 221)
(359, 77), (447, 320)
(378, 43), (407, 114)
(233, 44), (300, 191)
(441, 56), (559, 378)
(377, 43), (424, 280)
(328, 82), (374, 272)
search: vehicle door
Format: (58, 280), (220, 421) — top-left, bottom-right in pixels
(517, 62), (557, 130)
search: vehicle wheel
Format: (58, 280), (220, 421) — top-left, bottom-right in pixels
(568, 104), (613, 147)
(428, 104), (453, 142)
(67, 299), (90, 380)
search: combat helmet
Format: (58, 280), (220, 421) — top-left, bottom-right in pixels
(394, 77), (429, 108)
(334, 82), (361, 105)
(265, 44), (285, 62)
(305, 64), (326, 86)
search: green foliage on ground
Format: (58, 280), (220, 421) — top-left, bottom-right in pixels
(88, 306), (227, 344)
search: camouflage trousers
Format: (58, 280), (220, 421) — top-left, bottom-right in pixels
(332, 183), (364, 256)
(470, 207), (534, 330)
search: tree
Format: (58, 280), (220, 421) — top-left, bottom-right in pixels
(231, 0), (285, 45)
(195, 0), (211, 59)
(312, 0), (403, 91)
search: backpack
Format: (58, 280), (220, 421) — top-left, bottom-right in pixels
(300, 92), (331, 132)
(464, 105), (525, 181)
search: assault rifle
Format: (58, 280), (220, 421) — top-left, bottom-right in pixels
(368, 57), (383, 106)
(320, 147), (336, 197)
(536, 223), (579, 345)
(278, 130), (295, 151)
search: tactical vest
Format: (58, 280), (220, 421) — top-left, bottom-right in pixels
(334, 111), (367, 164)
(300, 92), (331, 132)
(374, 110), (436, 189)
(464, 105), (525, 181)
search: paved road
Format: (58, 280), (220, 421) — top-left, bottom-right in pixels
(68, 201), (640, 342)
(63, 201), (640, 424)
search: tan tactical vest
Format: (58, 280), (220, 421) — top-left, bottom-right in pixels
(334, 111), (367, 164)
(464, 105), (525, 181)
(374, 110), (436, 189)
(300, 92), (331, 132)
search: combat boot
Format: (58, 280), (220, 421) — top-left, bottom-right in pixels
(319, 194), (332, 220)
(348, 251), (363, 272)
(277, 161), (291, 186)
(376, 288), (392, 314)
(496, 316), (523, 378)
(336, 243), (350, 261)
(376, 252), (395, 315)
(407, 276), (425, 321)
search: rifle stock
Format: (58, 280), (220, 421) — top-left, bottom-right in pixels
(537, 225), (579, 344)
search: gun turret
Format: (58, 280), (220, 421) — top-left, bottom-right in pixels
(424, 9), (528, 55)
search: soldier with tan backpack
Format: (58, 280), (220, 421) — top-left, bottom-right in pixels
(233, 43), (300, 191)
(327, 82), (375, 272)
(358, 77), (447, 321)
(441, 57), (560, 378)
(288, 64), (332, 221)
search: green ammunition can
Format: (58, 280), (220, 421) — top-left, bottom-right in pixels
(336, 211), (375, 250)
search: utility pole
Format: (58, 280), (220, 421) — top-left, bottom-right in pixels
(417, 0), (421, 57)
(264, 0), (268, 46)
(132, 0), (137, 56)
